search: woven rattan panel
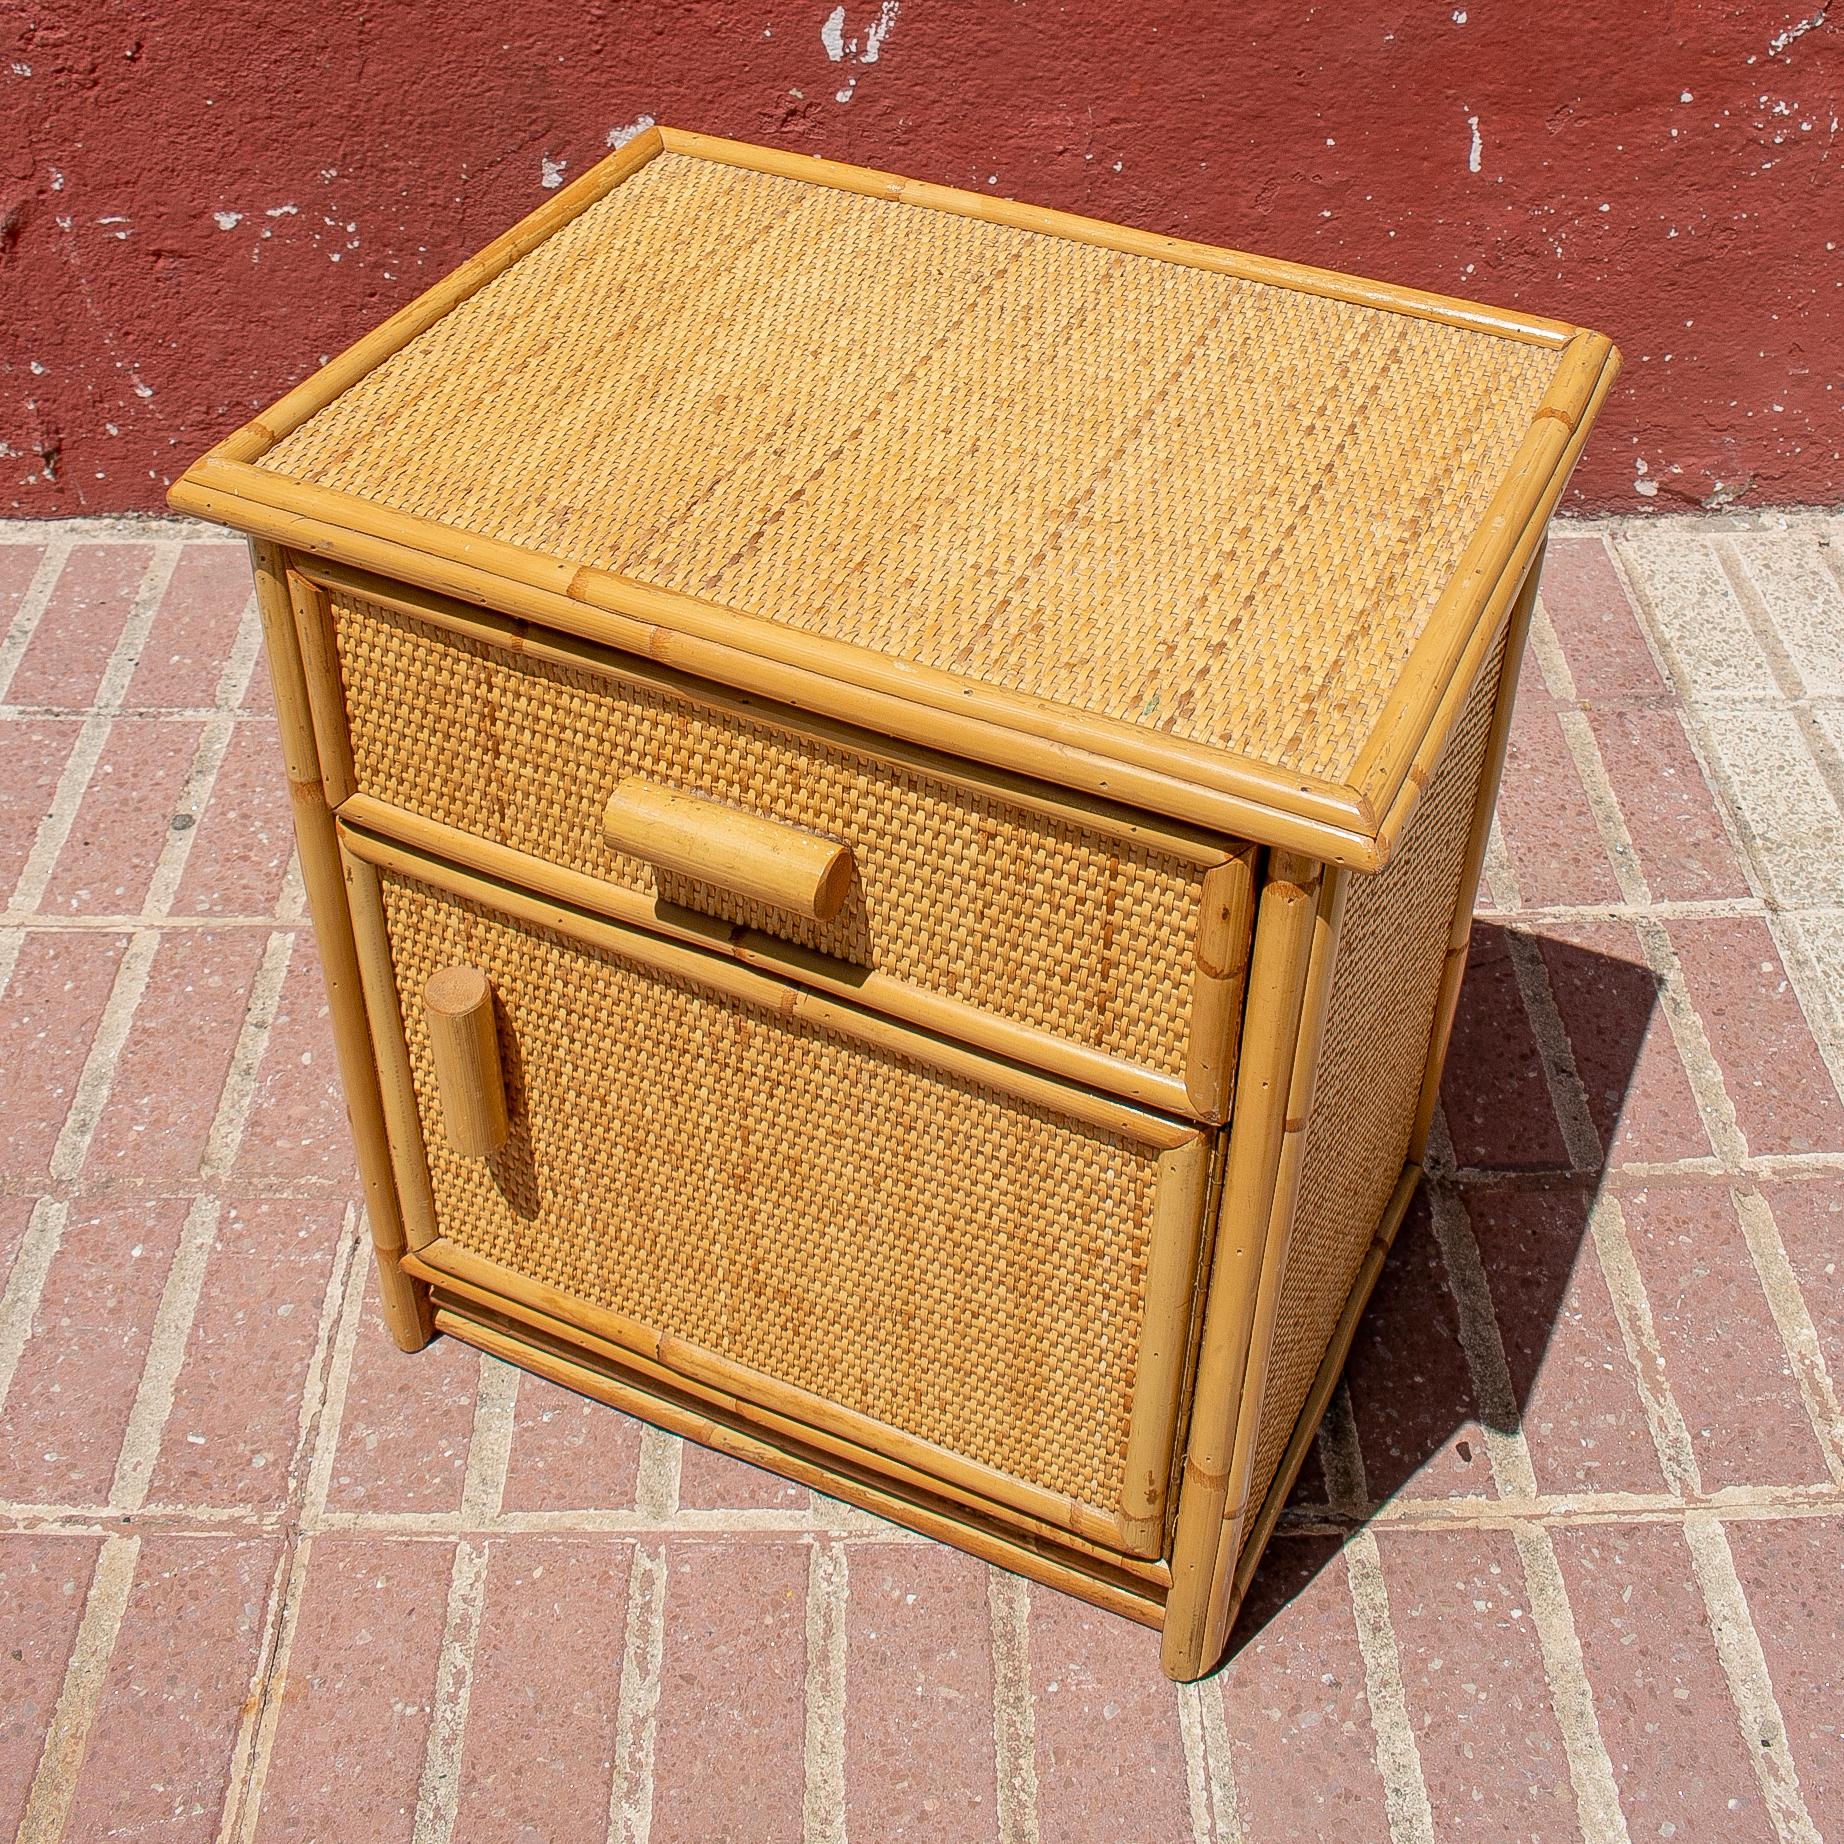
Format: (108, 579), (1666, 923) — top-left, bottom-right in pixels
(1241, 622), (1509, 1526)
(265, 154), (1559, 782)
(378, 867), (1167, 1516)
(334, 590), (1206, 1079)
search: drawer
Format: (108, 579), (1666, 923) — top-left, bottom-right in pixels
(339, 824), (1218, 1559)
(289, 559), (1254, 1121)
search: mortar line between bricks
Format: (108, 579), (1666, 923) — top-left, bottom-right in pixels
(273, 842), (309, 924)
(1711, 541), (1809, 703)
(799, 1541), (848, 1844)
(411, 1539), (491, 1844)
(0, 533), (72, 705)
(0, 911), (310, 930)
(214, 1534), (309, 1844)
(1342, 1530), (1436, 1844)
(397, 1348), (512, 1844)
(1317, 1376), (1372, 1520)
(0, 1198), (68, 1426)
(1481, 812), (1523, 910)
(1586, 1191), (1702, 1495)
(7, 542), (180, 915)
(1182, 1674), (1247, 1844)
(5, 1477), (1842, 1542)
(459, 1354), (520, 1523)
(1730, 1187), (1844, 1486)
(215, 1209), (371, 1844)
(45, 931), (160, 1185)
(1427, 1189), (1538, 1499)
(1430, 1177), (1634, 1841)
(1768, 909), (1844, 1125)
(987, 1567), (1041, 1844)
(0, 701), (279, 721)
(1512, 701), (1835, 1842)
(108, 1193), (223, 1512)
(1481, 894), (1779, 921)
(286, 1205), (366, 1504)
(632, 1421), (682, 1519)
(0, 1173), (358, 1203)
(1505, 924), (1609, 1171)
(14, 1530), (140, 1844)
(1547, 683), (1657, 911)
(1605, 532), (1793, 900)
(197, 929), (297, 1180)
(0, 519), (239, 544)
(606, 1542), (668, 1844)
(1513, 1524), (1634, 1842)
(1682, 1513), (1822, 1844)
(1608, 533), (1773, 726)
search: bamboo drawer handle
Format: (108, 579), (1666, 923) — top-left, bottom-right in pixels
(422, 965), (510, 1157)
(601, 778), (854, 922)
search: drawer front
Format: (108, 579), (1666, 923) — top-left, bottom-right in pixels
(342, 831), (1215, 1557)
(294, 560), (1251, 1119)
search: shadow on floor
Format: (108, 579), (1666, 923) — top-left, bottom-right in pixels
(1223, 921), (1664, 1658)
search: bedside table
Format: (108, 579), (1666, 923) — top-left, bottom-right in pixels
(170, 126), (1616, 1680)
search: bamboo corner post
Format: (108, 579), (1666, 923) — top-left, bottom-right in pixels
(255, 542), (433, 1351)
(171, 130), (1618, 1679)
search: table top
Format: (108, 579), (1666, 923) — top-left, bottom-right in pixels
(177, 128), (1617, 868)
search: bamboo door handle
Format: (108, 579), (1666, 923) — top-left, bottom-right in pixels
(601, 777), (855, 922)
(422, 965), (510, 1157)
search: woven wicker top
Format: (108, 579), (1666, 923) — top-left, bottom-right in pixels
(236, 136), (1607, 834)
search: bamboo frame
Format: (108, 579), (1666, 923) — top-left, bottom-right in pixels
(285, 571), (357, 808)
(1186, 854), (1257, 1120)
(341, 845), (442, 1252)
(249, 544), (432, 1351)
(1358, 348), (1616, 863)
(412, 1224), (1191, 1559)
(658, 129), (1577, 346)
(177, 457), (1380, 862)
(1185, 862), (1351, 1669)
(1118, 1133), (1215, 1553)
(1160, 851), (1333, 1674)
(433, 1304), (1166, 1625)
(170, 131), (1618, 871)
(413, 1256), (1170, 1588)
(289, 557), (1237, 866)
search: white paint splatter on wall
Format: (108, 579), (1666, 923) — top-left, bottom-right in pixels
(823, 3), (901, 102)
(1467, 114), (1483, 173)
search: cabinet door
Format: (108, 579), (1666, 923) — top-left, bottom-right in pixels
(342, 828), (1218, 1559)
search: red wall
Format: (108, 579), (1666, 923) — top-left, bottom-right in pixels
(5, 3), (1839, 516)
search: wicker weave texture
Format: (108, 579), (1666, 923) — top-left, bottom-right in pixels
(377, 866), (1169, 1515)
(265, 153), (1559, 782)
(333, 589), (1208, 1079)
(1241, 623), (1508, 1525)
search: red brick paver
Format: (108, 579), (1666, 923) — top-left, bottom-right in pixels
(1, 515), (1840, 1840)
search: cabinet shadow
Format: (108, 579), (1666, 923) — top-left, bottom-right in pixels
(1223, 920), (1666, 1660)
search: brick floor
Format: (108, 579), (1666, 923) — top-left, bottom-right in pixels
(1, 512), (1841, 1841)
